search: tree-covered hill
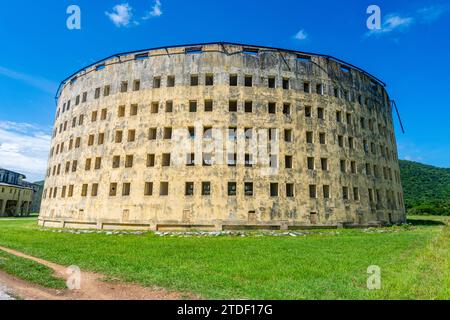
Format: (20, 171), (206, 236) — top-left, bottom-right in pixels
(399, 160), (450, 215)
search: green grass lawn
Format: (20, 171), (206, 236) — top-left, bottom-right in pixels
(0, 250), (66, 289)
(0, 216), (448, 299)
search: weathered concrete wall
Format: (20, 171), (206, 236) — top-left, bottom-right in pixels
(39, 43), (405, 230)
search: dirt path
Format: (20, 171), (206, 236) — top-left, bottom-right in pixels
(0, 246), (197, 300)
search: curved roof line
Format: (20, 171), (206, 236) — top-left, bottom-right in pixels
(55, 41), (386, 101)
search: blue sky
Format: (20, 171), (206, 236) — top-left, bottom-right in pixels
(0, 0), (449, 181)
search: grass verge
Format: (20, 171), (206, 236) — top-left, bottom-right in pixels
(0, 250), (66, 289)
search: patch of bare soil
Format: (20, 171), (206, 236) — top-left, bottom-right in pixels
(0, 246), (198, 300)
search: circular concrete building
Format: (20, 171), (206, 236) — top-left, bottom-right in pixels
(39, 42), (405, 231)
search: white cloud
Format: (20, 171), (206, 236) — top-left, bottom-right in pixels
(293, 29), (308, 41)
(0, 66), (57, 94)
(366, 5), (448, 37)
(143, 0), (163, 20)
(0, 121), (51, 182)
(366, 14), (414, 36)
(105, 3), (134, 27)
(417, 5), (449, 23)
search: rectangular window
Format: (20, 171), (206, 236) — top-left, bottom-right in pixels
(323, 185), (330, 199)
(186, 153), (195, 166)
(163, 127), (172, 139)
(336, 111), (342, 122)
(190, 75), (199, 86)
(368, 188), (374, 202)
(160, 182), (169, 196)
(133, 80), (140, 91)
(122, 183), (131, 196)
(109, 183), (117, 196)
(285, 155), (293, 169)
(350, 161), (356, 174)
(125, 155), (133, 168)
(306, 131), (313, 144)
(127, 129), (136, 142)
(130, 104), (138, 116)
(321, 158), (328, 171)
(95, 88), (101, 99)
(305, 106), (311, 117)
(348, 137), (354, 149)
(91, 111), (97, 122)
(185, 182), (194, 196)
(162, 153), (171, 166)
(120, 81), (128, 93)
(282, 78), (290, 90)
(115, 130), (123, 143)
(309, 185), (316, 198)
(340, 159), (346, 173)
(316, 83), (323, 95)
(205, 74), (214, 86)
(268, 102), (276, 114)
(244, 75), (252, 87)
(245, 154), (253, 167)
(85, 158), (92, 171)
(167, 76), (175, 87)
(284, 129), (292, 142)
(286, 183), (294, 197)
(244, 101), (252, 113)
(228, 182), (236, 196)
(268, 76), (275, 88)
(68, 185), (74, 197)
(88, 134), (95, 146)
(244, 182), (253, 196)
(91, 183), (98, 197)
(112, 155), (120, 168)
(151, 102), (159, 113)
(165, 101), (173, 112)
(319, 132), (326, 144)
(229, 100), (237, 112)
(148, 128), (157, 140)
(303, 82), (310, 93)
(81, 184), (88, 197)
(147, 154), (155, 167)
(189, 100), (197, 112)
(346, 113), (352, 125)
(353, 187), (359, 201)
(104, 85), (110, 97)
(335, 136), (342, 148)
(342, 186), (349, 200)
(204, 99), (213, 112)
(307, 157), (315, 170)
(101, 108), (107, 120)
(82, 92), (87, 102)
(270, 183), (278, 197)
(153, 77), (161, 88)
(317, 107), (324, 119)
(229, 74), (238, 86)
(202, 182), (211, 196)
(227, 153), (237, 166)
(95, 157), (101, 169)
(283, 103), (291, 115)
(145, 182), (153, 196)
(118, 105), (126, 117)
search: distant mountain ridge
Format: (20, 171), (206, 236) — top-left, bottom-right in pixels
(399, 160), (450, 215)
